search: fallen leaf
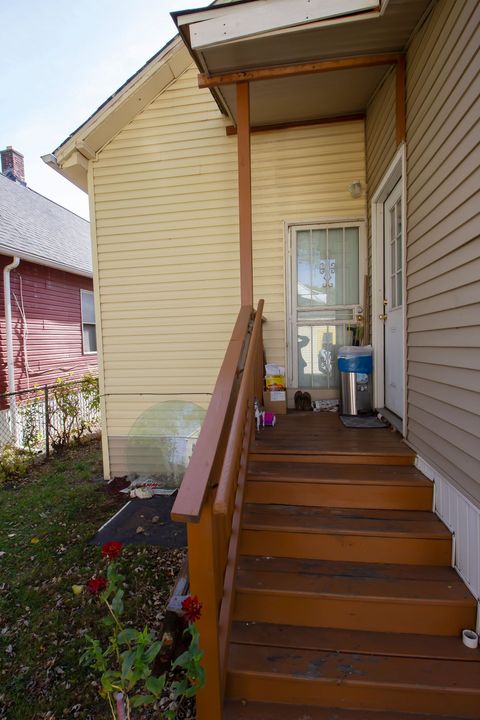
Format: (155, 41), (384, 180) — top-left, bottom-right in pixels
(31, 537), (40, 544)
(72, 585), (84, 595)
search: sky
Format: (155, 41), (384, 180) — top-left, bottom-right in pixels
(0, 0), (207, 220)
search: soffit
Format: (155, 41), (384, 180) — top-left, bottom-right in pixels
(175, 0), (433, 125)
(222, 65), (390, 125)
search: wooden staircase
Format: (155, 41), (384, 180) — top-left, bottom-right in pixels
(223, 449), (480, 719)
(171, 306), (480, 720)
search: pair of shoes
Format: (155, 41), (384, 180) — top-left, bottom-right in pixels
(294, 391), (312, 411)
(294, 390), (303, 410)
(302, 391), (312, 411)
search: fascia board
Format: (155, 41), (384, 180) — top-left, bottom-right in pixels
(189, 0), (379, 49)
(48, 37), (190, 190)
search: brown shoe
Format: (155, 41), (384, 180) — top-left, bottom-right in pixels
(294, 390), (303, 410)
(302, 392), (312, 411)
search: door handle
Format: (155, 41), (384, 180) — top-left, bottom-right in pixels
(379, 314), (388, 320)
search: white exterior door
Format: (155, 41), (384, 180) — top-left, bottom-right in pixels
(383, 181), (404, 418)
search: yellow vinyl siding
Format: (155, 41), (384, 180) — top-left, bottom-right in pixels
(252, 122), (366, 365)
(92, 64), (366, 475)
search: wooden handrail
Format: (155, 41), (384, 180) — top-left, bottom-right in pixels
(213, 299), (264, 516)
(171, 305), (253, 523)
(171, 300), (265, 720)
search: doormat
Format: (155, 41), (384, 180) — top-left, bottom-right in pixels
(91, 493), (186, 548)
(340, 415), (389, 429)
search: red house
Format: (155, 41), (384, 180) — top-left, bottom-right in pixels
(0, 147), (97, 399)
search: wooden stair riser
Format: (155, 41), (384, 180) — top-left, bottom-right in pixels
(224, 700), (472, 720)
(226, 672), (480, 718)
(240, 529), (452, 565)
(245, 481), (433, 510)
(234, 591), (475, 636)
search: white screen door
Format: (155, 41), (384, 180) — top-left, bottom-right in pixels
(383, 181), (404, 417)
(288, 223), (364, 389)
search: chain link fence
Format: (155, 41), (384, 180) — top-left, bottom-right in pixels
(0, 375), (100, 459)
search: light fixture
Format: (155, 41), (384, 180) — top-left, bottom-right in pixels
(349, 181), (362, 198)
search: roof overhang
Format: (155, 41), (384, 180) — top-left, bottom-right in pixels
(0, 246), (92, 278)
(173, 0), (433, 127)
(43, 35), (191, 192)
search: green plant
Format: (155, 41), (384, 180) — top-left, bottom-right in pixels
(0, 443), (33, 483)
(48, 373), (99, 450)
(80, 542), (204, 719)
(80, 371), (100, 415)
(19, 390), (43, 452)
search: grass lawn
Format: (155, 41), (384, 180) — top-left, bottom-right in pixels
(0, 440), (186, 720)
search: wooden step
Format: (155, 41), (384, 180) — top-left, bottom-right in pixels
(234, 556), (476, 635)
(240, 505), (452, 565)
(226, 641), (480, 717)
(224, 700), (471, 720)
(246, 462), (433, 510)
(231, 622), (480, 663)
(249, 451), (415, 465)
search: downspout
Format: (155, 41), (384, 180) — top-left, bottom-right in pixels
(4, 256), (20, 441)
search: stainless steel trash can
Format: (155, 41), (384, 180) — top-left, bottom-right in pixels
(338, 346), (373, 415)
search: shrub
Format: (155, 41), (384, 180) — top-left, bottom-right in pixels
(0, 443), (33, 483)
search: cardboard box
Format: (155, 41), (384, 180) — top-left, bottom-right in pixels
(263, 390), (287, 415)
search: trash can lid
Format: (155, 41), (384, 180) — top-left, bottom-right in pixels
(338, 345), (373, 358)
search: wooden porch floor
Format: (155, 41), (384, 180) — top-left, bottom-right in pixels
(251, 411), (413, 460)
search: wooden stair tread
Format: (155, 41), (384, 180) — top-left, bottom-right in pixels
(224, 700), (470, 720)
(231, 622), (480, 662)
(247, 461), (430, 486)
(243, 505), (450, 538)
(228, 642), (480, 692)
(237, 556), (474, 604)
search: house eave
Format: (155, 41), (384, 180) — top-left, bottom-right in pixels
(0, 245), (93, 278)
(44, 35), (191, 192)
(173, 0), (432, 128)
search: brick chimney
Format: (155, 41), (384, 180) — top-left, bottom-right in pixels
(1, 146), (26, 185)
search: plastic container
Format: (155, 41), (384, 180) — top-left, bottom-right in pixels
(338, 346), (373, 415)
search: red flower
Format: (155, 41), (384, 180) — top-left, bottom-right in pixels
(101, 541), (123, 561)
(182, 595), (202, 623)
(86, 577), (107, 594)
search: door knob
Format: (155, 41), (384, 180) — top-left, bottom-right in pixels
(379, 314), (388, 320)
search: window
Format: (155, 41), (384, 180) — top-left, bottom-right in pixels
(81, 289), (97, 354)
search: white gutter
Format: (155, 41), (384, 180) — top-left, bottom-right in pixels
(4, 256), (20, 442)
(0, 246), (92, 278)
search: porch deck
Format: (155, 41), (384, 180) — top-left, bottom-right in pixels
(251, 410), (413, 461)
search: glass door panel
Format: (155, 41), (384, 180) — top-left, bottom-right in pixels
(291, 223), (363, 389)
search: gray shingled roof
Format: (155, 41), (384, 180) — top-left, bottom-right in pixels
(0, 172), (91, 275)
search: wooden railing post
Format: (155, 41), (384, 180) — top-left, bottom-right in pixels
(187, 487), (223, 720)
(254, 313), (264, 402)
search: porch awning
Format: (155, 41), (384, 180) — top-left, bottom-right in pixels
(173, 0), (432, 127)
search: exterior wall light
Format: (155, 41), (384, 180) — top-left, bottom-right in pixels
(349, 181), (362, 198)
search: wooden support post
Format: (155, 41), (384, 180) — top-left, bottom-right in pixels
(237, 81), (253, 307)
(187, 490), (223, 720)
(396, 55), (406, 145)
